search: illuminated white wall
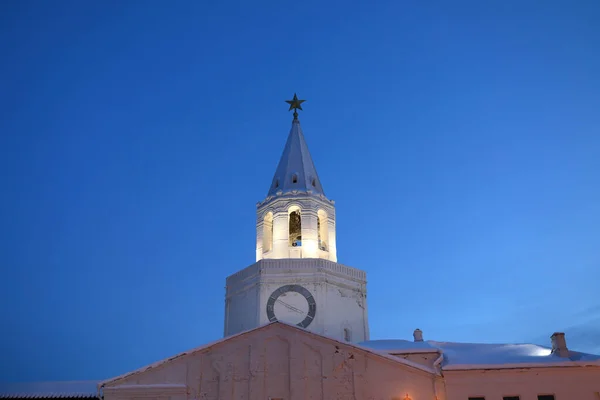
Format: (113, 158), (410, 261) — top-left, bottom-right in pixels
(234, 180), (367, 343)
(255, 192), (337, 262)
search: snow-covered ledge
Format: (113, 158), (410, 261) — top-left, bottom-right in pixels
(102, 384), (187, 398)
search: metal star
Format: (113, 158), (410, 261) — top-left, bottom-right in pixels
(285, 93), (306, 112)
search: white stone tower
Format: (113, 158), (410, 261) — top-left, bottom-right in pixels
(224, 94), (369, 342)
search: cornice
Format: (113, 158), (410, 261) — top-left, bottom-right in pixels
(257, 191), (335, 209)
(225, 259), (367, 295)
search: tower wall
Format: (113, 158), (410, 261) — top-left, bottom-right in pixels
(256, 193), (337, 262)
(225, 259), (369, 342)
(223, 267), (260, 336)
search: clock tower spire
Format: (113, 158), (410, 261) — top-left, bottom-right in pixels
(223, 95), (369, 343)
(256, 94), (336, 262)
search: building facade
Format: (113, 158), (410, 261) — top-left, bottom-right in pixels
(1, 97), (599, 400)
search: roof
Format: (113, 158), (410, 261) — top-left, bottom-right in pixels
(359, 339), (600, 370)
(100, 321), (436, 387)
(0, 381), (99, 399)
(267, 118), (325, 197)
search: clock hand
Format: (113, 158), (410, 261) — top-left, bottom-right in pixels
(276, 298), (306, 315)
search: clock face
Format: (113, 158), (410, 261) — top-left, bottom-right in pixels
(266, 284), (316, 328)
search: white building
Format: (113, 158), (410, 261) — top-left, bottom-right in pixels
(1, 97), (599, 400)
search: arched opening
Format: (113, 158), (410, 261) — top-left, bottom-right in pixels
(262, 212), (273, 253)
(291, 174), (298, 184)
(317, 209), (328, 251)
(344, 328), (351, 342)
(288, 207), (302, 247)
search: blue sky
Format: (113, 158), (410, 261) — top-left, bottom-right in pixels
(1, 0), (599, 382)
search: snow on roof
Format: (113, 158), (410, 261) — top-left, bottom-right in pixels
(357, 339), (439, 353)
(0, 381), (99, 399)
(431, 340), (600, 370)
(358, 339), (600, 370)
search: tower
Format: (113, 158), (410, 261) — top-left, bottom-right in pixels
(224, 94), (369, 342)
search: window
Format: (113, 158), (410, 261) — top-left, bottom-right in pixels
(538, 396), (555, 400)
(468, 398), (485, 400)
(344, 328), (351, 342)
(288, 208), (302, 247)
(291, 174), (298, 183)
(311, 178), (316, 187)
(274, 179), (279, 188)
(503, 397), (520, 400)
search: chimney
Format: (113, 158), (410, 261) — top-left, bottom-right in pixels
(413, 328), (423, 342)
(551, 332), (569, 357)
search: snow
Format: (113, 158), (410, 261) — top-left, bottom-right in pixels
(358, 339), (600, 370)
(431, 340), (600, 368)
(357, 339), (439, 353)
(0, 381), (99, 399)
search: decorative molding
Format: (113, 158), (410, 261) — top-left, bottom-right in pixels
(256, 191), (335, 208)
(225, 259), (367, 297)
(226, 259), (366, 286)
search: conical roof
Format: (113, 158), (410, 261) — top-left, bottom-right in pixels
(267, 118), (325, 197)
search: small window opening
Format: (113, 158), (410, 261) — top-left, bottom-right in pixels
(317, 210), (328, 251)
(274, 179), (279, 188)
(289, 210), (302, 247)
(503, 397), (520, 400)
(468, 397), (486, 400)
(291, 174), (298, 184)
(311, 178), (316, 187)
(537, 396), (555, 400)
(343, 328), (351, 342)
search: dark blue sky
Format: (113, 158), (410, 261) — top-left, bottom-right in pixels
(1, 0), (599, 382)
